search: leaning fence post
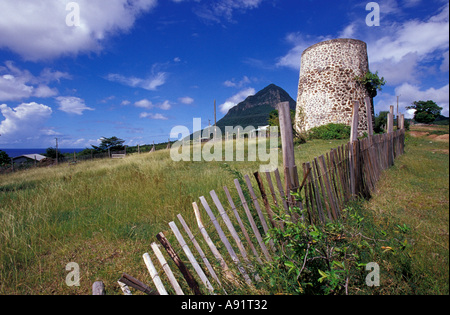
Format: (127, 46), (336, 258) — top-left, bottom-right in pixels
(278, 101), (299, 208)
(349, 101), (360, 198)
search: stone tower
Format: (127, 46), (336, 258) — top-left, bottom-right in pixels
(294, 38), (373, 136)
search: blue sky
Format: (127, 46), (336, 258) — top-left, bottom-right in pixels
(0, 0), (448, 148)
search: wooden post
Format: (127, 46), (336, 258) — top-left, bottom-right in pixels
(350, 101), (360, 142)
(364, 97), (374, 137)
(388, 105), (394, 134)
(278, 101), (299, 207)
(399, 114), (405, 130)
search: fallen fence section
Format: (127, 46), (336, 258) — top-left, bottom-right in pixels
(103, 127), (404, 295)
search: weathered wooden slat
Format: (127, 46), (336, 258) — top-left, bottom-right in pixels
(253, 172), (278, 229)
(143, 253), (168, 295)
(273, 168), (289, 213)
(210, 190), (252, 264)
(151, 242), (184, 295)
(117, 280), (132, 295)
(168, 221), (215, 293)
(244, 175), (276, 252)
(177, 214), (222, 287)
(199, 196), (252, 285)
(313, 157), (332, 220)
(156, 232), (201, 295)
(318, 155), (338, 220)
(118, 273), (159, 295)
(192, 202), (233, 281)
(234, 179), (271, 261)
(307, 161), (325, 224)
(223, 186), (262, 264)
(264, 171), (279, 207)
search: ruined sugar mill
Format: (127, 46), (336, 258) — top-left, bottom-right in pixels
(294, 38), (375, 137)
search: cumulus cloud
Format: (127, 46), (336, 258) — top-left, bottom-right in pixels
(219, 87), (256, 114)
(178, 96), (194, 105)
(0, 61), (70, 101)
(134, 99), (172, 110)
(374, 83), (449, 118)
(56, 96), (94, 115)
(0, 102), (53, 144)
(0, 0), (158, 61)
(139, 112), (169, 120)
(106, 72), (167, 91)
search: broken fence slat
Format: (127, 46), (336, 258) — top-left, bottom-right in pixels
(177, 214), (223, 288)
(156, 232), (202, 295)
(143, 253), (168, 295)
(168, 221), (215, 294)
(192, 202), (233, 281)
(151, 242), (184, 295)
(199, 196), (252, 285)
(223, 186), (262, 264)
(234, 179), (272, 262)
(119, 273), (159, 295)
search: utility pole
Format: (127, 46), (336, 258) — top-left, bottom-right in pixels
(396, 95), (401, 128)
(214, 100), (217, 139)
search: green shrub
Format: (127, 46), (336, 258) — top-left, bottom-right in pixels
(307, 123), (351, 140)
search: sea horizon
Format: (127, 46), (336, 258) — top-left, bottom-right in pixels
(0, 148), (85, 158)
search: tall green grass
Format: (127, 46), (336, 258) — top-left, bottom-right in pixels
(1, 130), (447, 295)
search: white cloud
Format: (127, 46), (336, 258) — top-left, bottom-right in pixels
(106, 72), (167, 91)
(134, 99), (154, 109)
(223, 76), (251, 88)
(178, 96), (194, 105)
(139, 112), (168, 120)
(56, 96), (94, 115)
(0, 61), (70, 101)
(134, 99), (172, 110)
(0, 0), (157, 61)
(374, 83), (449, 118)
(276, 33), (331, 71)
(395, 83), (449, 117)
(0, 102), (53, 144)
(219, 87), (256, 114)
(194, 0), (264, 23)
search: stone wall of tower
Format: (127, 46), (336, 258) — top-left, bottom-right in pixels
(294, 38), (373, 137)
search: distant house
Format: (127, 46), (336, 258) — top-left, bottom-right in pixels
(12, 154), (47, 164)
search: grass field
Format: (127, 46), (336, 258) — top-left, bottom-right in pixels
(0, 127), (448, 295)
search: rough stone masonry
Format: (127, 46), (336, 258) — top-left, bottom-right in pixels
(294, 38), (374, 137)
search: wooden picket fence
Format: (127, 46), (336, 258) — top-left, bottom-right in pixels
(95, 101), (406, 295)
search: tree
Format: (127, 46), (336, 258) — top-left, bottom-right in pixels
(92, 136), (125, 152)
(407, 100), (443, 124)
(44, 147), (62, 160)
(0, 150), (10, 166)
(355, 71), (386, 98)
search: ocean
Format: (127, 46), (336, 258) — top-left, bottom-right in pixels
(0, 148), (84, 158)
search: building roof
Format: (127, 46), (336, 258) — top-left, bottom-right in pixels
(13, 154), (47, 161)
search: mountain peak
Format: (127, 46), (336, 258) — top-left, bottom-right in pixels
(216, 84), (296, 130)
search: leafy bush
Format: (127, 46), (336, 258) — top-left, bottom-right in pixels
(307, 123), (351, 140)
(260, 197), (413, 295)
